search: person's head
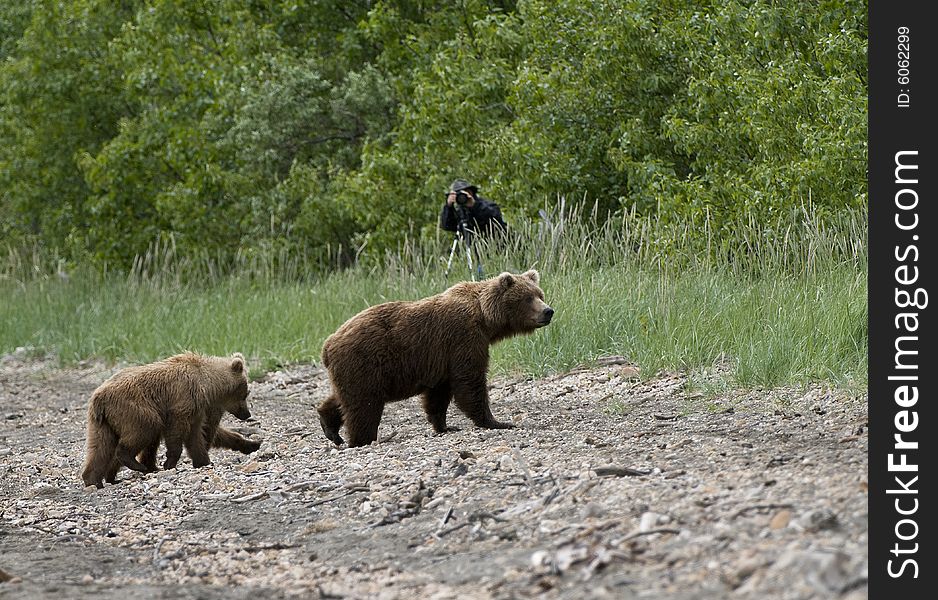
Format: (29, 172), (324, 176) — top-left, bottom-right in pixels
(450, 179), (478, 207)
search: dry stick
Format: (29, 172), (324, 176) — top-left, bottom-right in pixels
(732, 503), (794, 519)
(242, 543), (300, 553)
(593, 466), (650, 477)
(435, 521), (470, 538)
(153, 535), (170, 563)
(511, 447), (534, 488)
(53, 533), (90, 544)
(620, 528), (681, 542)
(305, 486), (369, 507)
(440, 507), (454, 527)
(283, 480), (323, 493)
(231, 490), (269, 504)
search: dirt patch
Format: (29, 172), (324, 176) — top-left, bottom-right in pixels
(0, 355), (868, 598)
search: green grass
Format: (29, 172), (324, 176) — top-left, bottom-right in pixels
(0, 202), (867, 388)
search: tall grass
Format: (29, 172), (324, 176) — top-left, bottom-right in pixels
(0, 202), (867, 387)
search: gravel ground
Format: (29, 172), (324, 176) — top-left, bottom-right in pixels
(0, 352), (868, 599)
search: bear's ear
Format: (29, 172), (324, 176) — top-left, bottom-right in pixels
(522, 270), (540, 285)
(231, 354), (244, 373)
(497, 272), (515, 289)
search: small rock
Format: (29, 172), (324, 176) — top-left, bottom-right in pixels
(530, 550), (550, 569)
(498, 455), (514, 472)
(81, 574), (94, 584)
(769, 509), (791, 530)
(554, 546), (590, 572)
(581, 502), (605, 519)
(799, 508), (839, 532)
(638, 512), (665, 532)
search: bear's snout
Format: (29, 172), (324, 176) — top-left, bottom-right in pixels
(538, 306), (554, 326)
(233, 407), (251, 421)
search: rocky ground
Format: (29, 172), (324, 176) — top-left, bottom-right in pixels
(0, 352), (868, 599)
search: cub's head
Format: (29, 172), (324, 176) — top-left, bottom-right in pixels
(482, 270), (554, 342)
(224, 353), (252, 421)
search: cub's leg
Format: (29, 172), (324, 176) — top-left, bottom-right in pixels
(184, 416), (211, 468)
(212, 427), (261, 454)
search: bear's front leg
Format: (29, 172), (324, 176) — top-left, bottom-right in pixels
(185, 421), (212, 468)
(452, 374), (515, 430)
(163, 440), (183, 469)
(163, 421), (188, 469)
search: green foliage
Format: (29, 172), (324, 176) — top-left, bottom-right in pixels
(1, 0), (866, 268)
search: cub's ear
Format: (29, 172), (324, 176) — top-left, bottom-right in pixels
(522, 270), (540, 285)
(497, 272), (515, 289)
(231, 353), (245, 373)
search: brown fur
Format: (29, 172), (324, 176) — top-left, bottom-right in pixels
(318, 270), (553, 447)
(81, 352), (261, 488)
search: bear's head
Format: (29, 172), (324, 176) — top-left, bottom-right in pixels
(223, 353), (252, 421)
(482, 270), (554, 342)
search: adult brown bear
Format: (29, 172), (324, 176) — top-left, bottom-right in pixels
(318, 270), (553, 447)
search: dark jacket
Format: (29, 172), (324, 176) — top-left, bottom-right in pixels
(439, 196), (507, 238)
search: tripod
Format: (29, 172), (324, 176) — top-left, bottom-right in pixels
(445, 206), (484, 280)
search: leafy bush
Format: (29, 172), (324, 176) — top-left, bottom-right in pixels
(0, 0), (866, 269)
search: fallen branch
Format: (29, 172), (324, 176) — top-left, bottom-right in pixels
(620, 528), (681, 542)
(283, 480), (324, 493)
(231, 490), (269, 503)
(242, 543), (299, 553)
(732, 503), (794, 519)
(153, 535), (170, 563)
(440, 507), (454, 527)
(593, 466), (650, 477)
(512, 447), (534, 488)
(305, 485), (369, 507)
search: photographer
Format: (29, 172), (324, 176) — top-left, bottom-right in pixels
(439, 179), (507, 241)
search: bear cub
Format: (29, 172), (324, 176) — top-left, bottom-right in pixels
(319, 270), (553, 447)
(81, 352), (261, 488)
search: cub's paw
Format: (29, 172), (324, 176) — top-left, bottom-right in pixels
(241, 439), (262, 454)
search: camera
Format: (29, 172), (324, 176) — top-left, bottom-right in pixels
(455, 190), (471, 206)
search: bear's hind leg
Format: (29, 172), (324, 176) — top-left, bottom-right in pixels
(318, 394), (345, 445)
(138, 441), (160, 472)
(117, 444), (151, 473)
(421, 383), (457, 434)
(116, 426), (160, 473)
